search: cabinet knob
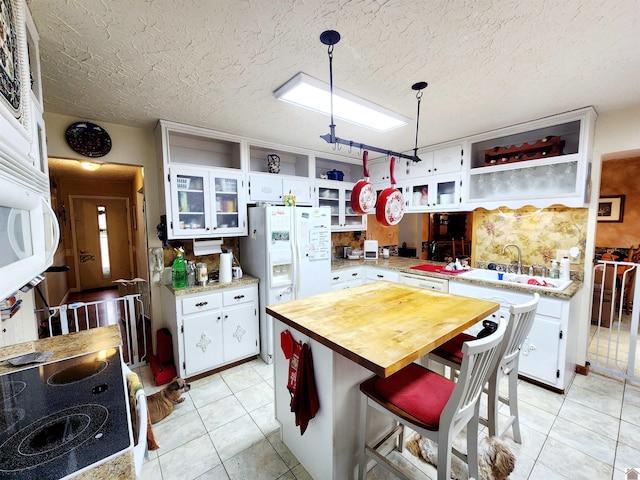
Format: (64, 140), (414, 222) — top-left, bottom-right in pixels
(224, 314), (228, 320)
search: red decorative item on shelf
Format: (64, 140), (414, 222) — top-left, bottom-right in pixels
(484, 136), (565, 166)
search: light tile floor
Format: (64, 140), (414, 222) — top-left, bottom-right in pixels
(137, 356), (640, 480)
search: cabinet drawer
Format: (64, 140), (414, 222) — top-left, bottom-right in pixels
(181, 293), (222, 315)
(223, 286), (257, 306)
(365, 267), (400, 283)
(331, 268), (363, 285)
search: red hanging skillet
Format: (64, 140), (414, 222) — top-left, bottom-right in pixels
(350, 150), (376, 214)
(376, 157), (405, 227)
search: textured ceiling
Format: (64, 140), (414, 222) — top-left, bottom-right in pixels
(27, 0), (640, 160)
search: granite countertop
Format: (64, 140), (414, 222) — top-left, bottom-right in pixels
(164, 274), (259, 296)
(0, 324), (123, 373)
(331, 256), (582, 299)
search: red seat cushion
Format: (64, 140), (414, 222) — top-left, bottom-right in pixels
(371, 363), (456, 429)
(433, 333), (476, 364)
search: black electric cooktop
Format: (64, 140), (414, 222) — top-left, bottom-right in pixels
(0, 348), (131, 479)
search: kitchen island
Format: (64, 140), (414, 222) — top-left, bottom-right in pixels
(0, 325), (135, 479)
(266, 281), (499, 479)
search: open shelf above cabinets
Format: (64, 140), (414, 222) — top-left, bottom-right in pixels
(162, 122), (243, 169)
(248, 144), (309, 177)
(315, 154), (362, 183)
(464, 107), (596, 209)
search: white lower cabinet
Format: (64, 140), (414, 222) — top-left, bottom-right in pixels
(364, 267), (400, 284)
(448, 281), (578, 392)
(330, 267), (364, 290)
(163, 283), (259, 378)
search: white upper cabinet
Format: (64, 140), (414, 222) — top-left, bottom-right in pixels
(463, 107), (596, 209)
(0, 1), (49, 197)
(404, 173), (462, 211)
(409, 144), (464, 178)
(400, 144), (464, 212)
(317, 180), (367, 232)
(248, 143), (312, 205)
(368, 156), (409, 187)
(156, 120), (247, 238)
(167, 166), (247, 238)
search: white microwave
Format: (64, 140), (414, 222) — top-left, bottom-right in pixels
(0, 175), (59, 300)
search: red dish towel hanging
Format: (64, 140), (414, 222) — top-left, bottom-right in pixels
(281, 330), (319, 435)
(290, 342), (319, 435)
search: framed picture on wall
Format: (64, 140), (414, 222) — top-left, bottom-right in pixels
(597, 195), (625, 223)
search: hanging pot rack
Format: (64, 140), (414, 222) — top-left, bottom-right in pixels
(319, 30), (426, 162)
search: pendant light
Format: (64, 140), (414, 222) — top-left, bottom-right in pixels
(318, 30), (427, 162)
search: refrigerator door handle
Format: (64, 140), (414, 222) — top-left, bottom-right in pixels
(292, 234), (300, 299)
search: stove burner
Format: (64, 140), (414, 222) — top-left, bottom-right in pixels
(0, 404), (108, 472)
(47, 360), (108, 385)
(0, 380), (26, 403)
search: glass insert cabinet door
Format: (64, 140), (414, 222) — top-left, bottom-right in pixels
(213, 176), (240, 229)
(169, 169), (211, 236)
(318, 185), (340, 227)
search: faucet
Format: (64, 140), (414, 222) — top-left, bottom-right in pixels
(502, 244), (522, 274)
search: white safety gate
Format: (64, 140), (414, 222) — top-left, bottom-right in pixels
(589, 260), (640, 381)
(36, 294), (148, 368)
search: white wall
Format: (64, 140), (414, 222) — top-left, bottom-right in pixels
(43, 113), (165, 330)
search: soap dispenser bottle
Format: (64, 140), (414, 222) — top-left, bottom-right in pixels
(550, 261), (560, 279)
(560, 255), (571, 280)
(172, 248), (187, 289)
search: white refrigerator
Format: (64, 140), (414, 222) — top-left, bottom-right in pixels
(240, 205), (332, 363)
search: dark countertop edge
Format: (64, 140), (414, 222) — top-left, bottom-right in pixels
(330, 257), (582, 299)
(164, 275), (259, 296)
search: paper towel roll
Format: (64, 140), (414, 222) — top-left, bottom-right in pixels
(219, 252), (233, 283)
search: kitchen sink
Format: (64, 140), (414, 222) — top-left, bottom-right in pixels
(458, 268), (573, 291)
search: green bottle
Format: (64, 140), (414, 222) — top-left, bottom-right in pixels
(172, 248), (187, 289)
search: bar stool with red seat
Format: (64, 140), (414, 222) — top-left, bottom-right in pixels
(357, 318), (508, 480)
(429, 293), (539, 444)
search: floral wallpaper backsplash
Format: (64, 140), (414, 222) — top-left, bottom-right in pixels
(472, 206), (588, 272)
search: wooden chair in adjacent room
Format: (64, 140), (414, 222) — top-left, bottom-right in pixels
(619, 246), (639, 314)
(357, 318), (508, 480)
(429, 293), (539, 444)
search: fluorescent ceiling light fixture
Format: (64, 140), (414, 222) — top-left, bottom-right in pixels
(273, 72), (410, 132)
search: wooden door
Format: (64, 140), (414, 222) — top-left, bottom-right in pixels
(73, 197), (133, 290)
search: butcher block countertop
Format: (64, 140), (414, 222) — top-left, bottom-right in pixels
(266, 281), (499, 377)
